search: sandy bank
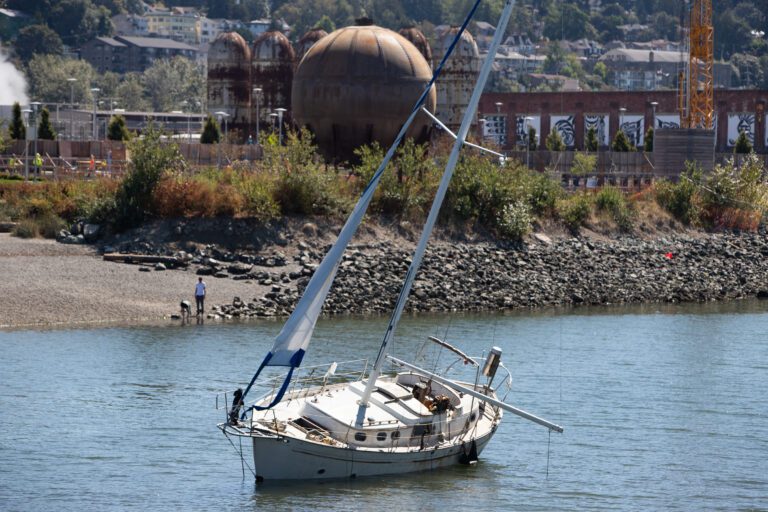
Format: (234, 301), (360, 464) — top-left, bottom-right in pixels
(0, 233), (262, 329)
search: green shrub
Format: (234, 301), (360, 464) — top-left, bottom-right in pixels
(595, 185), (634, 230)
(733, 131), (752, 154)
(571, 152), (596, 176)
(655, 163), (701, 225)
(37, 214), (67, 238)
(12, 219), (37, 238)
(556, 193), (592, 231)
(545, 130), (566, 151)
(497, 200), (532, 240)
(113, 123), (184, 230)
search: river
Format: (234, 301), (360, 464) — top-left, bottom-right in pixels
(1, 301), (767, 511)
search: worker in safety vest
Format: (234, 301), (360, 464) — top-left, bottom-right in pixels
(33, 153), (43, 177)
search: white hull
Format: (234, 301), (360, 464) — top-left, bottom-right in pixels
(221, 371), (504, 481)
(250, 426), (495, 481)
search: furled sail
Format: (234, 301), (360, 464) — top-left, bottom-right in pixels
(240, 0), (486, 410)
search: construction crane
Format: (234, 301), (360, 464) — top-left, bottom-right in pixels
(679, 0), (714, 129)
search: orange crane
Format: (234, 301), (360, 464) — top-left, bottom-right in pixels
(679, 0), (714, 129)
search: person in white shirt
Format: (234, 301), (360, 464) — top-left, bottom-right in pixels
(195, 277), (207, 315)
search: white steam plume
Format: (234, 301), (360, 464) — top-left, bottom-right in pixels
(0, 46), (29, 105)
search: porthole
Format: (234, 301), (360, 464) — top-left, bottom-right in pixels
(354, 432), (367, 442)
(391, 431), (400, 440)
(317, 469), (325, 475)
(376, 432), (387, 441)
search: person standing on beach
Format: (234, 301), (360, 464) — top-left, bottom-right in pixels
(195, 277), (207, 316)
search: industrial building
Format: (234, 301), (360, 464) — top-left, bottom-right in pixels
(478, 90), (768, 154)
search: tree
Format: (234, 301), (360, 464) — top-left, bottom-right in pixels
(643, 126), (654, 152)
(13, 25), (64, 63)
(734, 131), (753, 154)
(142, 56), (205, 112)
(528, 126), (538, 151)
(200, 115), (221, 144)
(9, 103), (26, 140)
(586, 126), (598, 152)
(49, 0), (112, 46)
(107, 115), (131, 141)
(546, 129), (565, 151)
(611, 130), (633, 152)
(26, 54), (96, 104)
(37, 107), (56, 140)
(543, 3), (595, 41)
(593, 61), (608, 83)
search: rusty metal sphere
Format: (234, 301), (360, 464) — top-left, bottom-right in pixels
(292, 23), (437, 161)
(296, 28), (329, 65)
(207, 32), (251, 138)
(398, 26), (433, 65)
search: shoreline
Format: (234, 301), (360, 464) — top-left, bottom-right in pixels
(3, 220), (768, 330)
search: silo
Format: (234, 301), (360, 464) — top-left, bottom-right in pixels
(295, 28), (328, 66)
(398, 26), (433, 67)
(434, 26), (480, 130)
(292, 21), (437, 161)
(207, 32), (251, 141)
(251, 31), (295, 132)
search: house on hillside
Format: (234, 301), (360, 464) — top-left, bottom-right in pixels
(81, 35), (198, 73)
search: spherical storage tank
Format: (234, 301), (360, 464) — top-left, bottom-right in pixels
(207, 32), (251, 139)
(251, 31), (295, 129)
(295, 28), (328, 65)
(292, 22), (437, 161)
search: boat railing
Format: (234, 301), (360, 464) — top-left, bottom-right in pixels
(215, 359), (370, 418)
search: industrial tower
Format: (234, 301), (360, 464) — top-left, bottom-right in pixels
(679, 0), (714, 129)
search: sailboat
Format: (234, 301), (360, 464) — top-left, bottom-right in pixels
(217, 0), (563, 481)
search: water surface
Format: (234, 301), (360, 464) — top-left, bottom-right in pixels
(1, 301), (767, 510)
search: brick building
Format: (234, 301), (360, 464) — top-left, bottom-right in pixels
(478, 90), (768, 153)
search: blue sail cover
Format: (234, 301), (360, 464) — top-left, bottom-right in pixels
(240, 0), (485, 412)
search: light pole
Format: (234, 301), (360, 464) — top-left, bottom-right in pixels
(67, 77), (77, 140)
(30, 102), (41, 177)
(269, 112), (278, 135)
(650, 101), (658, 129)
(619, 106), (626, 135)
(22, 108), (32, 180)
(275, 107), (286, 145)
(253, 87), (262, 145)
(90, 87), (100, 140)
(524, 116), (533, 168)
(214, 111), (229, 168)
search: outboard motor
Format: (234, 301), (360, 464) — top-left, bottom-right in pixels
(228, 388), (244, 424)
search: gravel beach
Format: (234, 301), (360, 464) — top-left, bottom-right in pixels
(0, 233), (263, 329)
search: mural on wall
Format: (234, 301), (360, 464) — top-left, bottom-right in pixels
(619, 114), (644, 147)
(728, 113), (755, 146)
(584, 114), (609, 146)
(515, 115), (540, 147)
(551, 115), (576, 148)
(655, 114), (680, 129)
(482, 114), (507, 146)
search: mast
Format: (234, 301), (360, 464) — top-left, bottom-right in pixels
(356, 0), (517, 421)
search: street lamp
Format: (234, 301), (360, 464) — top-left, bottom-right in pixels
(22, 107), (32, 180)
(275, 107), (286, 145)
(618, 106), (626, 136)
(650, 101), (658, 129)
(253, 87), (262, 145)
(495, 102), (502, 113)
(67, 77), (77, 140)
(90, 87), (100, 140)
(524, 116), (533, 168)
(269, 112), (278, 134)
(214, 111), (229, 140)
(30, 102), (41, 177)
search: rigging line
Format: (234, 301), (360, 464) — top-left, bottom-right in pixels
(223, 430), (256, 480)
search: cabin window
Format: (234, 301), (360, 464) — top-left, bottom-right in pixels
(376, 432), (387, 441)
(354, 432), (367, 442)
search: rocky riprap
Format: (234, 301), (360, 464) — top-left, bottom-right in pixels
(104, 230), (768, 320)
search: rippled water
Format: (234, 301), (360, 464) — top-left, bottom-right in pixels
(1, 301), (767, 511)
